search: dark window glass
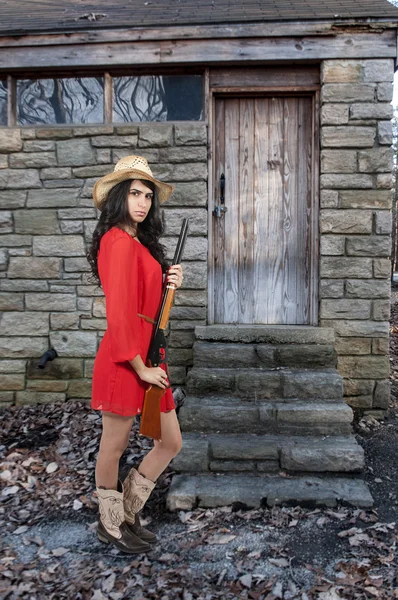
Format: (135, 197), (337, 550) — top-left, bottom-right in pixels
(17, 77), (104, 125)
(0, 81), (7, 125)
(113, 74), (203, 122)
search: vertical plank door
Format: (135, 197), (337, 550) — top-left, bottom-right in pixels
(212, 95), (316, 325)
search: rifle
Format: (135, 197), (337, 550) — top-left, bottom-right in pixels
(139, 218), (189, 440)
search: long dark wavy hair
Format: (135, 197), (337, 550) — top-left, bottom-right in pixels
(86, 178), (169, 289)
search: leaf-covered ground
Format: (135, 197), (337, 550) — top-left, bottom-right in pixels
(1, 291), (398, 600)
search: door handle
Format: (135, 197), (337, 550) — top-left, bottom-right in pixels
(212, 173), (227, 218)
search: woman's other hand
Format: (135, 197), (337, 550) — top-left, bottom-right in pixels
(137, 365), (169, 389)
(166, 264), (183, 288)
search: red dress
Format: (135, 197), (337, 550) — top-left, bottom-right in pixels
(91, 226), (176, 416)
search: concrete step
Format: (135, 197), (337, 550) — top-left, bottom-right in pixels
(166, 472), (374, 510)
(178, 397), (353, 435)
(186, 367), (343, 399)
(195, 325), (336, 345)
(193, 341), (337, 369)
(171, 432), (364, 473)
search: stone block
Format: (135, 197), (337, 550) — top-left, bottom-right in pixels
(363, 60), (394, 82)
(162, 208), (207, 236)
(322, 84), (375, 103)
(320, 299), (371, 319)
(320, 210), (372, 234)
(0, 210), (12, 233)
(320, 174), (373, 189)
(72, 126), (114, 136)
(339, 190), (392, 209)
(345, 279), (390, 299)
(27, 379), (67, 392)
(1, 374), (25, 390)
(358, 147), (393, 173)
(156, 163), (207, 182)
(193, 341), (266, 368)
(236, 371), (282, 398)
(321, 60), (362, 83)
(277, 403), (352, 424)
(0, 247), (7, 270)
(174, 124), (207, 145)
(33, 235), (85, 256)
(321, 257), (372, 278)
(320, 235), (345, 255)
(210, 460), (256, 472)
(72, 165), (113, 178)
(281, 441), (364, 472)
(159, 147), (207, 163)
(346, 236), (390, 257)
(275, 345), (336, 368)
(174, 289), (207, 306)
(171, 436), (210, 471)
(335, 336), (371, 355)
(138, 125), (173, 147)
(373, 379), (391, 409)
(321, 126), (375, 148)
(347, 395), (373, 408)
(0, 169), (41, 189)
(41, 167), (72, 180)
(0, 336), (48, 358)
(36, 129), (73, 139)
(373, 258), (391, 278)
(372, 338), (389, 355)
(27, 188), (79, 209)
(321, 319), (388, 338)
(186, 368), (235, 394)
(372, 299), (390, 321)
(166, 181), (207, 207)
(60, 220), (83, 234)
(50, 312), (80, 330)
(14, 209), (60, 235)
(114, 125), (138, 135)
(173, 261), (207, 290)
(0, 391), (14, 406)
(377, 82), (393, 102)
(338, 356), (389, 378)
(0, 191), (26, 209)
(10, 152), (57, 169)
(319, 279), (344, 298)
(0, 359), (26, 373)
(57, 138), (96, 166)
(0, 280), (48, 294)
(24, 140), (55, 152)
(16, 391), (66, 405)
(168, 366), (186, 384)
(344, 378), (374, 396)
(350, 103), (393, 120)
(27, 357), (83, 379)
(320, 190), (338, 208)
(321, 150), (356, 173)
(43, 178), (83, 189)
(96, 149), (112, 163)
(49, 331), (97, 357)
(0, 130), (22, 152)
(58, 208), (97, 219)
(377, 121), (393, 145)
(90, 135), (137, 148)
(67, 379), (92, 398)
(282, 369), (343, 399)
(0, 234), (32, 247)
(0, 311), (49, 336)
(211, 434), (279, 460)
(169, 330), (195, 348)
(170, 306), (207, 320)
(25, 293), (76, 311)
(163, 236), (207, 261)
(78, 297), (93, 311)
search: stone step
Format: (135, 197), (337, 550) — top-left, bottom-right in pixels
(186, 367), (343, 399)
(195, 325), (336, 345)
(193, 341), (337, 369)
(166, 473), (374, 510)
(171, 432), (364, 473)
(178, 397), (353, 435)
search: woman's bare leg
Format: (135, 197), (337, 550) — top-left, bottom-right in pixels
(95, 411), (135, 490)
(137, 409), (182, 482)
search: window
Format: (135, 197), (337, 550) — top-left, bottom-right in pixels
(3, 72), (204, 126)
(17, 77), (104, 125)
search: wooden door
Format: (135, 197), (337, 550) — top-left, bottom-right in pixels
(211, 95), (318, 325)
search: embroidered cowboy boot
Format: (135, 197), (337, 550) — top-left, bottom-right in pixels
(123, 466), (158, 544)
(96, 479), (151, 553)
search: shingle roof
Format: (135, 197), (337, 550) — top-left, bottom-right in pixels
(0, 0), (398, 35)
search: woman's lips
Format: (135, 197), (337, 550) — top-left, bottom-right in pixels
(135, 211), (146, 216)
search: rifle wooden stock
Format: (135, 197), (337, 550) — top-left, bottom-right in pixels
(139, 361), (167, 441)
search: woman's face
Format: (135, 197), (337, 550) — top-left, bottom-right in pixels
(126, 179), (153, 224)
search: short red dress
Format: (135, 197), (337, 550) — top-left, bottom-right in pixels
(91, 226), (176, 416)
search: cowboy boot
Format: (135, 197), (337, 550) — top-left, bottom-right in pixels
(123, 466), (158, 544)
(96, 479), (151, 553)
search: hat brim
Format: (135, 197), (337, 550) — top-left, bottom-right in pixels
(93, 168), (174, 210)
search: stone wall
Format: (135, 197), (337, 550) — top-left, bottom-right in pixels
(0, 123), (208, 407)
(319, 58), (394, 415)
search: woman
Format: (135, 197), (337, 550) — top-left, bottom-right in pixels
(86, 155), (183, 554)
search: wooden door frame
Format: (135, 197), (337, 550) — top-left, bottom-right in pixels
(207, 77), (320, 326)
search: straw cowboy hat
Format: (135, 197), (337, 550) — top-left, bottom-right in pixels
(93, 155), (174, 211)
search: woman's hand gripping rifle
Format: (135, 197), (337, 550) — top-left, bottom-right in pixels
(139, 218), (189, 441)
